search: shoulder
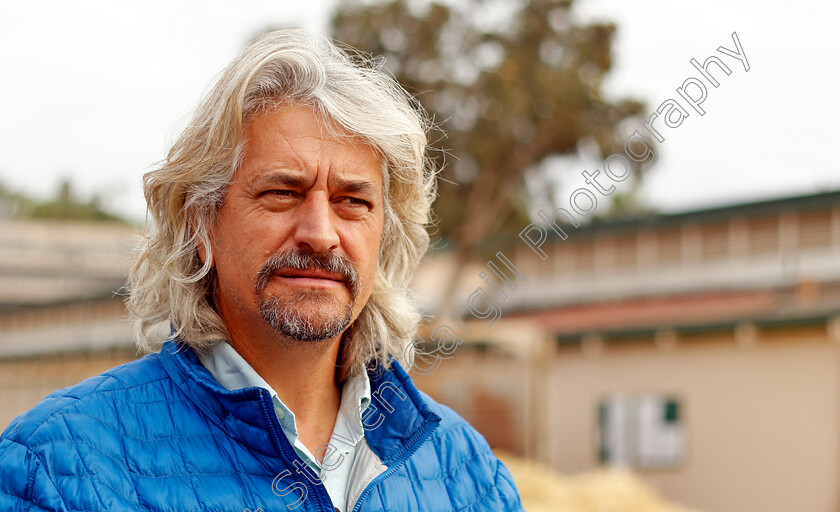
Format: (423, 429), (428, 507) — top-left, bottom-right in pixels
(414, 389), (488, 451)
(413, 390), (524, 510)
(369, 360), (523, 508)
(1, 352), (171, 448)
(0, 352), (179, 510)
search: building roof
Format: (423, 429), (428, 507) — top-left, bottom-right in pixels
(507, 280), (840, 343)
(557, 189), (840, 241)
(0, 219), (138, 310)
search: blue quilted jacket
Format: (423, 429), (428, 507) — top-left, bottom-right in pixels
(0, 341), (523, 511)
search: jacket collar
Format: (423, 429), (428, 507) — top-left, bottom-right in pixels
(363, 354), (442, 465)
(157, 340), (441, 465)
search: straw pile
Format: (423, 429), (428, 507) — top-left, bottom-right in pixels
(497, 453), (701, 512)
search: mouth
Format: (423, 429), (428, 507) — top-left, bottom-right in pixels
(275, 269), (346, 287)
(255, 249), (360, 298)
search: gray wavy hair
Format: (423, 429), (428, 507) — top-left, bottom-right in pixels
(127, 29), (436, 381)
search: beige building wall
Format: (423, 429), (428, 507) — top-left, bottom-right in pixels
(548, 333), (840, 512)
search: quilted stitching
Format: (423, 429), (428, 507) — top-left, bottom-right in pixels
(0, 342), (522, 511)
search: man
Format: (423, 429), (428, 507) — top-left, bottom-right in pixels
(0, 29), (522, 511)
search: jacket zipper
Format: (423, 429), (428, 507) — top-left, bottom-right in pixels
(257, 389), (334, 511)
(350, 417), (439, 512)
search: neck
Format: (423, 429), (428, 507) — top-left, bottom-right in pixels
(230, 330), (343, 455)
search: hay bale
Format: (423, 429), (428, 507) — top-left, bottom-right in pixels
(496, 452), (701, 512)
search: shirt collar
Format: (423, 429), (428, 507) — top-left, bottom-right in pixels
(198, 340), (371, 438)
(157, 340), (442, 465)
(334, 360), (371, 446)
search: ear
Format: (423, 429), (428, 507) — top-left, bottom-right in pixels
(197, 237), (209, 265)
(192, 218), (213, 268)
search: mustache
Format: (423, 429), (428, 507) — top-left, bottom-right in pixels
(255, 248), (360, 298)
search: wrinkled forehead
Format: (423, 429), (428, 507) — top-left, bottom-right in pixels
(240, 102), (390, 192)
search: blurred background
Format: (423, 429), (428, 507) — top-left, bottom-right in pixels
(1, 1), (838, 511)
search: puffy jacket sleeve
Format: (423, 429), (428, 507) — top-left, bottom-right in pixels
(493, 456), (525, 512)
(0, 437), (67, 512)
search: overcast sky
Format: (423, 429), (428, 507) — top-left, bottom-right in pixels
(1, 0), (837, 223)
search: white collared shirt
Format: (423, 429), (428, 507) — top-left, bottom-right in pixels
(199, 341), (372, 511)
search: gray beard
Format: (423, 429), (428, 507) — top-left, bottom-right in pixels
(258, 293), (353, 342)
(254, 248), (360, 342)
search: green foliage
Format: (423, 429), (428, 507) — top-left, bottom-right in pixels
(0, 182), (36, 218)
(332, 0), (646, 254)
(0, 179), (123, 222)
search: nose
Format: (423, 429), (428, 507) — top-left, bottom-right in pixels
(292, 193), (340, 253)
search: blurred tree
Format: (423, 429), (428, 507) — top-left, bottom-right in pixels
(331, 0), (646, 309)
(333, 0), (645, 236)
(26, 179), (123, 222)
(0, 181), (35, 218)
(592, 179), (655, 221)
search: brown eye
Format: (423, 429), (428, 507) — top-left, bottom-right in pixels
(341, 197), (373, 211)
(261, 190), (298, 202)
(345, 197), (370, 206)
(335, 196), (373, 219)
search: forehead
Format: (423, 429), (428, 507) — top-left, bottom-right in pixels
(239, 105), (384, 190)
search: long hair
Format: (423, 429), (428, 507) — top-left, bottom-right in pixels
(126, 29), (436, 381)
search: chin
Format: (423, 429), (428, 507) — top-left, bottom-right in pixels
(258, 295), (353, 342)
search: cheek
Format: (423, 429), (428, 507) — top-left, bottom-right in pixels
(354, 227), (384, 300)
(368, 217), (385, 280)
(215, 209), (284, 260)
(356, 245), (378, 292)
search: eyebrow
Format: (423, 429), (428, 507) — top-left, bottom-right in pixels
(334, 177), (378, 197)
(250, 171), (379, 198)
(250, 172), (308, 190)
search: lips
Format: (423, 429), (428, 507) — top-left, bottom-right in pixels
(277, 269), (344, 282)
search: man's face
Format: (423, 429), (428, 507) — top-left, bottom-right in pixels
(204, 105), (385, 344)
